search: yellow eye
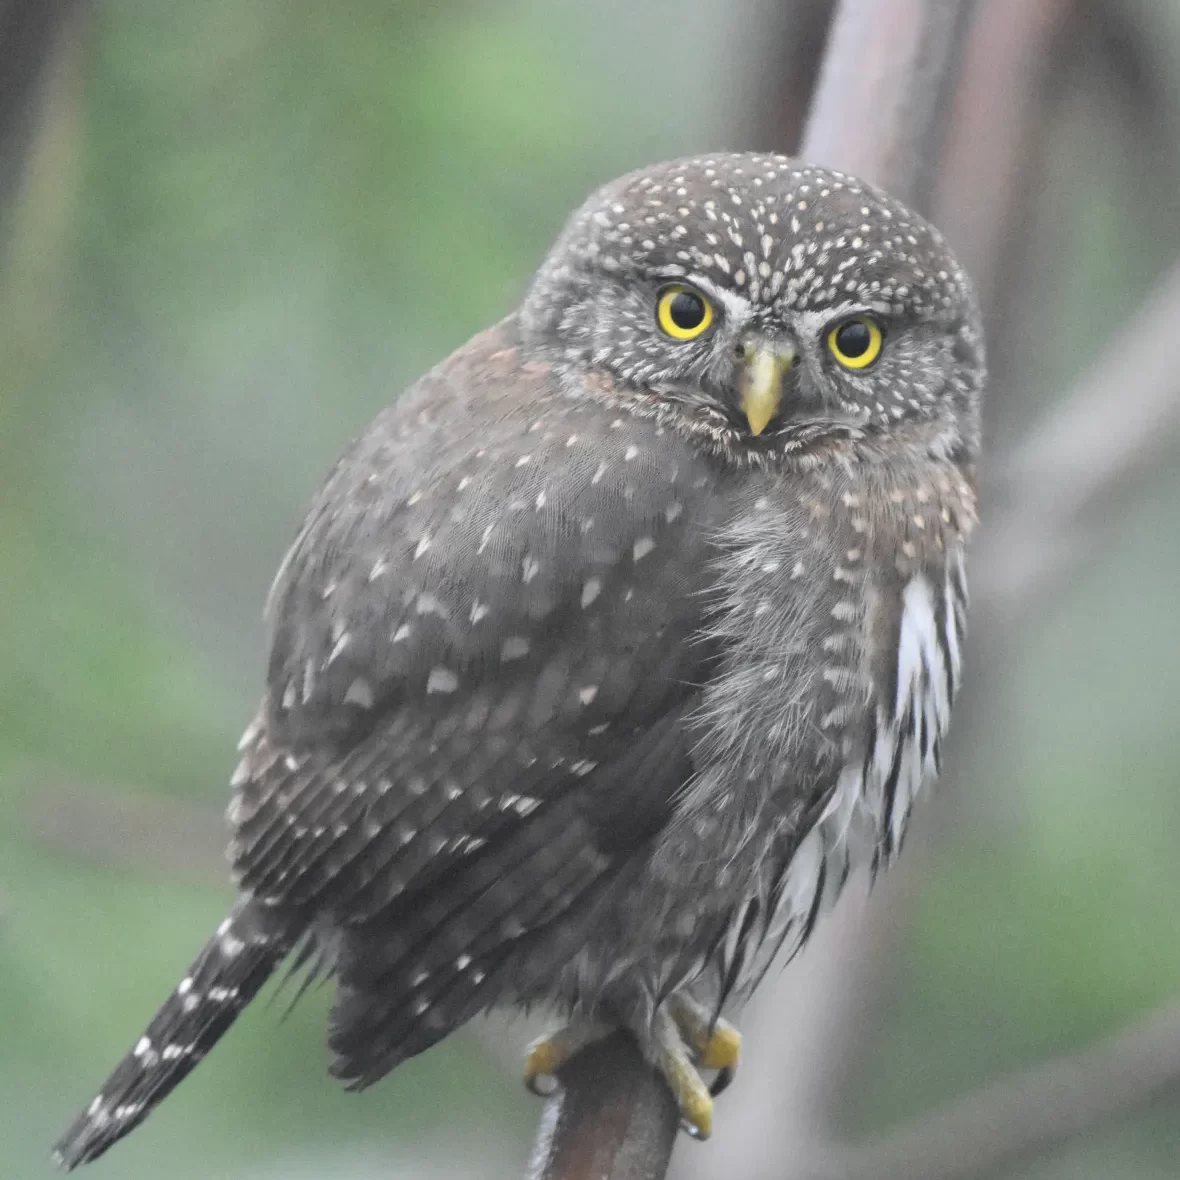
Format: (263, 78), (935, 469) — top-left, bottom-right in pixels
(656, 284), (714, 340)
(827, 316), (884, 369)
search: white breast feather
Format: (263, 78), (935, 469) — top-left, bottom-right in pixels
(734, 561), (967, 992)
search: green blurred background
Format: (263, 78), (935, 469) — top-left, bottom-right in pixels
(3, 2), (1180, 1178)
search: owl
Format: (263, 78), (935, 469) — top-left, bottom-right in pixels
(54, 152), (982, 1168)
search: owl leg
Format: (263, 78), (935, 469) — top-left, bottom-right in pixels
(523, 1018), (610, 1096)
(668, 992), (742, 1095)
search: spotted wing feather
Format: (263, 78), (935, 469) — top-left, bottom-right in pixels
(227, 323), (723, 1073)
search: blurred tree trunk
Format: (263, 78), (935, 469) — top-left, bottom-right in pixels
(0, 0), (89, 244)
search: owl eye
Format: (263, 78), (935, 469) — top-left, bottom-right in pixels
(656, 284), (714, 340)
(827, 315), (884, 369)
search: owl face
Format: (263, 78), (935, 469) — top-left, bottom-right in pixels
(522, 153), (983, 444)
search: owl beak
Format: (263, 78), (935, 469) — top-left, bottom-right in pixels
(740, 342), (796, 436)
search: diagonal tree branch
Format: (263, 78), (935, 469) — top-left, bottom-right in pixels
(807, 997), (1180, 1180)
(800, 0), (973, 207)
(976, 253), (1180, 614)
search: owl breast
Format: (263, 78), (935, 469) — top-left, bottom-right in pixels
(674, 447), (975, 1003)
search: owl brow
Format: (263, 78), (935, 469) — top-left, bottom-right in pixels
(665, 272), (753, 324)
(795, 302), (892, 338)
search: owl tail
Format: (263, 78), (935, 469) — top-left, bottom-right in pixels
(52, 899), (290, 1171)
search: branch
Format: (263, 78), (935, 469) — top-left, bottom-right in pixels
(929, 0), (1075, 311)
(811, 998), (1180, 1180)
(0, 0), (87, 241)
(24, 779), (226, 888)
(976, 254), (1180, 614)
(800, 0), (973, 204)
(528, 1033), (680, 1180)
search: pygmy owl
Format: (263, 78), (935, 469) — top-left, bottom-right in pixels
(54, 152), (982, 1168)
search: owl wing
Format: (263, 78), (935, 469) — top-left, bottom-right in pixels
(227, 324), (724, 1079)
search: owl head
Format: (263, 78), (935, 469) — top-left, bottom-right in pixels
(521, 153), (983, 457)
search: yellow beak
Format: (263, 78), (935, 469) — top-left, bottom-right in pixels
(740, 343), (796, 436)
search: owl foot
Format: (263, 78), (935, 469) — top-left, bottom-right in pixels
(522, 1000), (739, 1140)
(647, 1004), (716, 1139)
(523, 1019), (607, 1096)
(669, 993), (742, 1077)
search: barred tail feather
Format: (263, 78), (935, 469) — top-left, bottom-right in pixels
(52, 900), (289, 1171)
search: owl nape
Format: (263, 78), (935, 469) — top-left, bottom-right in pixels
(53, 152), (983, 1168)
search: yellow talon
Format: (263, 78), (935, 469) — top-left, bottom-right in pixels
(523, 1022), (607, 1095)
(668, 995), (742, 1074)
(652, 1008), (718, 1139)
(679, 1079), (714, 1140)
(524, 1036), (566, 1081)
(698, 1021), (741, 1071)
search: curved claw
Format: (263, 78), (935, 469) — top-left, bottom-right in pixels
(709, 1064), (735, 1097)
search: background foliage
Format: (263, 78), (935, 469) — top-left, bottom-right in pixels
(2, 2), (1179, 1178)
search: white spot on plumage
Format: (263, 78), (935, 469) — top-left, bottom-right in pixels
(177, 977), (192, 996)
(414, 533), (432, 559)
(369, 557), (389, 581)
(578, 685), (599, 705)
(624, 445), (639, 461)
(581, 578), (601, 608)
(345, 677), (374, 708)
(393, 622), (412, 643)
(327, 632), (350, 665)
(633, 536), (655, 561)
(417, 592), (446, 616)
(522, 555), (541, 583)
(219, 931), (245, 957)
(665, 501), (682, 522)
(134, 1036), (152, 1058)
(501, 636), (530, 661)
(470, 600), (490, 624)
(592, 462), (608, 484)
(427, 666), (459, 694)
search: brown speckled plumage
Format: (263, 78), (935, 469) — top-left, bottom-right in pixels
(53, 153), (983, 1167)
